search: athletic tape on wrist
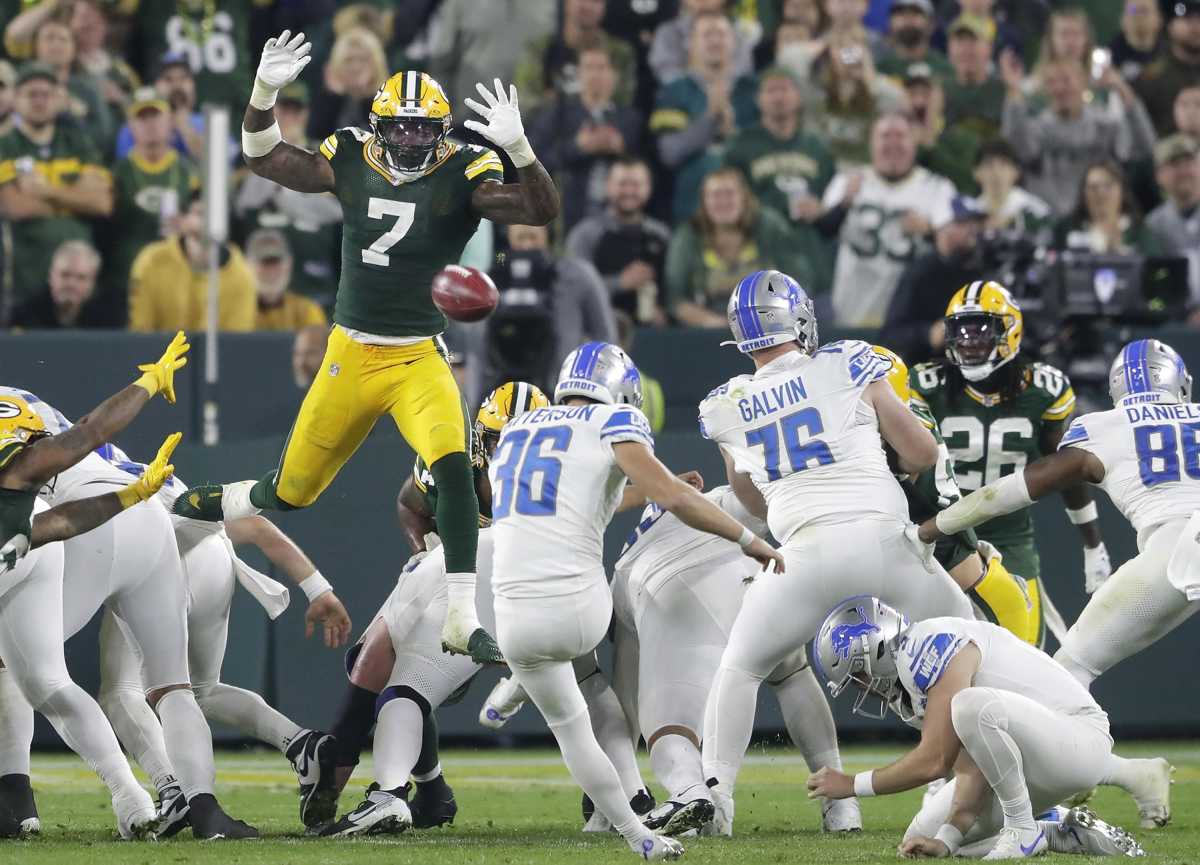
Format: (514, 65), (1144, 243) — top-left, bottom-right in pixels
(1067, 502), (1099, 525)
(737, 526), (755, 549)
(249, 77), (278, 111)
(242, 122), (282, 158)
(505, 135), (536, 168)
(299, 571), (332, 603)
(853, 770), (876, 797)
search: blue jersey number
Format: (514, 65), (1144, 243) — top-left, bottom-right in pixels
(1135, 422), (1200, 487)
(492, 426), (573, 520)
(744, 408), (834, 481)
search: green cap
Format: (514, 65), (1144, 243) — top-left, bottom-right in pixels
(16, 62), (57, 87)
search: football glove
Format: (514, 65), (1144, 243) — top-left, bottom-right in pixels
(1083, 542), (1112, 594)
(463, 79), (535, 167)
(134, 331), (190, 403)
(252, 30), (312, 108)
(117, 432), (181, 508)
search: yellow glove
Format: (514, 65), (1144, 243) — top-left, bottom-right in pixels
(117, 432), (182, 509)
(134, 331), (190, 404)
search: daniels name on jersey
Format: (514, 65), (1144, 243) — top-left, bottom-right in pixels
(699, 340), (908, 543)
(489, 403), (654, 599)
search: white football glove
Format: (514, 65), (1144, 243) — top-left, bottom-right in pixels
(463, 79), (535, 167)
(904, 523), (936, 572)
(0, 532), (29, 572)
(1083, 542), (1112, 594)
(251, 30), (312, 108)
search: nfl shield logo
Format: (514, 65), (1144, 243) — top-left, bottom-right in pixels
(329, 363), (341, 377)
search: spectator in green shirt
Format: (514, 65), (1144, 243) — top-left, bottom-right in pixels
(874, 0), (952, 82)
(903, 62), (980, 194)
(31, 17), (113, 154)
(724, 67), (836, 292)
(1054, 159), (1165, 257)
(0, 63), (112, 320)
(1134, 0), (1200, 135)
(943, 14), (1006, 144)
(972, 139), (1053, 238)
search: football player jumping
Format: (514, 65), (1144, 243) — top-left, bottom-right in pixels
(175, 32), (560, 664)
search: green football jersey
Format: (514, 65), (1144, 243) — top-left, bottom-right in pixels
(909, 359), (1077, 578)
(319, 129), (503, 337)
(411, 455), (492, 529)
(0, 438), (35, 569)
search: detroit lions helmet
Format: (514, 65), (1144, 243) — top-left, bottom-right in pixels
(554, 342), (644, 409)
(723, 270), (818, 355)
(1109, 339), (1192, 405)
(812, 596), (911, 721)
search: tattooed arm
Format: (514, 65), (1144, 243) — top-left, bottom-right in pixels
(243, 104), (335, 193)
(471, 161), (559, 226)
(30, 493), (124, 547)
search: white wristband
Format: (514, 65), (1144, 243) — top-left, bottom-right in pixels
(504, 135), (536, 168)
(852, 770), (875, 797)
(935, 470), (1033, 536)
(249, 77), (279, 111)
(935, 824), (964, 854)
(242, 121), (282, 158)
(1066, 502), (1099, 525)
(736, 526), (755, 549)
(299, 571), (332, 603)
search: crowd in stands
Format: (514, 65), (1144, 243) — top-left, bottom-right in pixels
(0, 0), (1197, 357)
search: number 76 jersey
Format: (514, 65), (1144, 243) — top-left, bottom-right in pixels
(699, 340), (909, 544)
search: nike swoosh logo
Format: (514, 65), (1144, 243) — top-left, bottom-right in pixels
(295, 750), (317, 787)
(1021, 830), (1045, 855)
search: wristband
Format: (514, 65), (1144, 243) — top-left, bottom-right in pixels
(242, 121), (283, 158)
(299, 571), (332, 603)
(1067, 502), (1098, 525)
(133, 372), (158, 398)
(852, 770), (875, 797)
(934, 824), (964, 854)
(736, 526), (755, 549)
(504, 135), (536, 168)
(249, 77), (278, 111)
(116, 484), (142, 509)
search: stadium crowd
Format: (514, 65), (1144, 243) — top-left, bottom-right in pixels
(0, 0), (1197, 357)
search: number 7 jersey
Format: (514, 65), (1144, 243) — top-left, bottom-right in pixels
(698, 340), (909, 544)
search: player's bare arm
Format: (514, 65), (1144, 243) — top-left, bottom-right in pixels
(721, 447), (767, 520)
(899, 753), (991, 858)
(618, 470), (704, 513)
(1, 333), (189, 490)
(242, 31), (334, 194)
(867, 379), (939, 475)
(1042, 421), (1104, 546)
(396, 476), (436, 553)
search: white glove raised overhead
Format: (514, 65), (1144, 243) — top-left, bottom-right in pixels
(1083, 542), (1112, 594)
(251, 30), (312, 109)
(463, 79), (536, 168)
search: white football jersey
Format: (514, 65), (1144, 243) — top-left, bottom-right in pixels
(1060, 399), (1200, 548)
(822, 167), (955, 327)
(894, 616), (1108, 731)
(490, 402), (654, 599)
(699, 341), (909, 544)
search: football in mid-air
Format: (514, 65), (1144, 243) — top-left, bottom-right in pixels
(432, 265), (499, 322)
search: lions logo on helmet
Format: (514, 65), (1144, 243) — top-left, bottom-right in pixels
(476, 381), (550, 459)
(0, 396), (48, 461)
(944, 281), (1023, 383)
(369, 71), (452, 174)
(813, 595), (911, 721)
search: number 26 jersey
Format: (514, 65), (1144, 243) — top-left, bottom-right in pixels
(698, 340), (909, 544)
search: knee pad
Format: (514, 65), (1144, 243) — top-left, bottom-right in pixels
(970, 556), (1037, 645)
(950, 688), (1005, 736)
(376, 685), (431, 720)
(425, 427), (468, 467)
(18, 673), (72, 712)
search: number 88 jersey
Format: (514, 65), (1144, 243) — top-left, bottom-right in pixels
(909, 359), (1076, 578)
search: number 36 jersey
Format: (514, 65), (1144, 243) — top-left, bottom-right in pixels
(319, 129), (503, 338)
(699, 340), (908, 544)
(1060, 400), (1200, 549)
(489, 403), (655, 600)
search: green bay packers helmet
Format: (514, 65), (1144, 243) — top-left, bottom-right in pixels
(0, 395), (47, 442)
(476, 381), (550, 459)
(944, 280), (1023, 383)
(871, 345), (910, 404)
(370, 70), (452, 173)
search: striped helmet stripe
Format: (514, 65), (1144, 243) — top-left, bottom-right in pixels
(965, 281), (983, 305)
(1126, 340), (1150, 393)
(571, 342), (603, 379)
(405, 71), (418, 101)
(513, 381), (530, 415)
(735, 272), (761, 340)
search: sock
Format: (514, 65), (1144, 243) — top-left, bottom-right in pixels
(220, 480), (261, 518)
(195, 683), (301, 754)
(249, 471), (299, 511)
(769, 666), (842, 771)
(0, 667), (34, 776)
(701, 664), (763, 796)
(156, 690), (216, 801)
(412, 712), (440, 781)
(98, 683), (177, 793)
(331, 684), (379, 767)
(579, 672), (643, 799)
(374, 698), (424, 791)
(429, 452), (478, 573)
(649, 733), (709, 802)
(951, 690), (1036, 831)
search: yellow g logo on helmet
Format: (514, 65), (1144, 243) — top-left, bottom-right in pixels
(0, 397), (47, 444)
(871, 345), (910, 404)
(944, 281), (1023, 383)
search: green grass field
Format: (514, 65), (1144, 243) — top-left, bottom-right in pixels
(5, 742), (1197, 864)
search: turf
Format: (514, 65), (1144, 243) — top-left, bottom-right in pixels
(5, 742), (1197, 864)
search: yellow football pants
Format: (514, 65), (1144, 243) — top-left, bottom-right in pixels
(971, 554), (1041, 645)
(274, 326), (468, 508)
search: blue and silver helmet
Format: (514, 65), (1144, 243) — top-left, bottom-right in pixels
(555, 341), (644, 409)
(722, 270), (818, 355)
(1109, 339), (1192, 405)
(812, 596), (910, 721)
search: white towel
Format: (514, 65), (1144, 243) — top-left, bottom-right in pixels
(1166, 511), (1200, 602)
(221, 534), (291, 619)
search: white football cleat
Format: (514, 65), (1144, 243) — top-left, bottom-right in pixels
(633, 834), (685, 860)
(983, 826), (1048, 860)
(320, 783), (412, 837)
(479, 676), (528, 729)
(702, 787), (733, 837)
(1049, 806), (1145, 857)
(116, 792), (162, 841)
(821, 797), (862, 832)
(1129, 757), (1173, 829)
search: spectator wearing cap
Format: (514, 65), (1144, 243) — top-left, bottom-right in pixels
(235, 81), (342, 310)
(115, 52), (205, 161)
(0, 61), (14, 137)
(649, 0), (756, 84)
(1134, 0), (1200, 134)
(0, 62), (112, 320)
(1146, 135), (1200, 302)
(10, 238), (108, 329)
(943, 14), (1005, 143)
(875, 0), (952, 82)
(128, 189), (255, 331)
(1054, 159), (1164, 256)
(932, 0), (1022, 60)
(651, 11), (758, 222)
(28, 16), (113, 152)
(1001, 53), (1157, 216)
(565, 156), (671, 324)
(723, 66), (836, 291)
(101, 86), (200, 317)
(880, 195), (987, 364)
(903, 62), (980, 193)
(1109, 0), (1165, 82)
(972, 139), (1053, 235)
(246, 229), (328, 332)
(529, 43), (643, 232)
